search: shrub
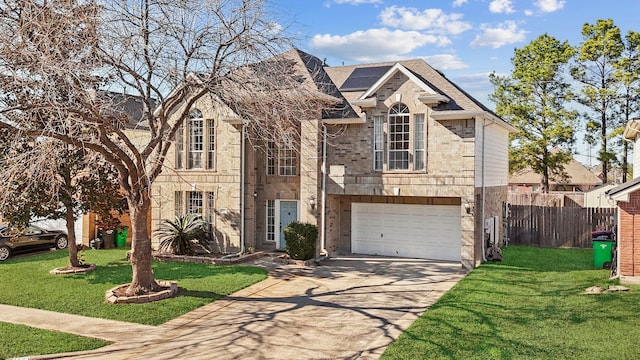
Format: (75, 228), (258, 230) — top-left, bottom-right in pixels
(284, 221), (317, 260)
(155, 214), (208, 255)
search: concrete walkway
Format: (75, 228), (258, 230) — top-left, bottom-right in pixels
(5, 257), (465, 360)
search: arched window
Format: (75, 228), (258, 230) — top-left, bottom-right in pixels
(388, 103), (410, 170)
(188, 109), (204, 169)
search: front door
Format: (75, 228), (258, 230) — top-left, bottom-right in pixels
(279, 201), (298, 249)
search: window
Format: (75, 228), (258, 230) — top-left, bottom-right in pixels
(207, 119), (215, 169)
(187, 191), (203, 214)
(266, 142), (276, 176)
(188, 110), (203, 169)
(373, 116), (384, 171)
(414, 114), (425, 170)
(176, 125), (184, 169)
(266, 141), (297, 176)
(279, 143), (297, 176)
(175, 191), (214, 219)
(388, 103), (410, 170)
(266, 200), (275, 242)
(374, 103), (426, 172)
(175, 109), (216, 170)
(174, 191), (183, 217)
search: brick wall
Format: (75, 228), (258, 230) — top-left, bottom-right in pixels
(618, 191), (640, 277)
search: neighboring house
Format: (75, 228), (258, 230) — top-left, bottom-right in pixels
(81, 92), (155, 247)
(583, 184), (617, 208)
(151, 49), (516, 269)
(508, 152), (602, 193)
(608, 119), (640, 283)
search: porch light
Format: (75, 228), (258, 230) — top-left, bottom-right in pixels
(308, 196), (316, 211)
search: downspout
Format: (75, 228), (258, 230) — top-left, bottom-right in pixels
(239, 122), (246, 255)
(320, 123), (328, 257)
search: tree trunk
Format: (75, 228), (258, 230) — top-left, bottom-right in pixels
(125, 195), (159, 295)
(65, 205), (80, 268)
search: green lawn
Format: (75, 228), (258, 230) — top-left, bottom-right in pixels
(382, 246), (640, 359)
(0, 248), (267, 359)
(0, 248), (267, 326)
(0, 322), (110, 360)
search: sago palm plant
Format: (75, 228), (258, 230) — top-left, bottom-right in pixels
(156, 213), (207, 255)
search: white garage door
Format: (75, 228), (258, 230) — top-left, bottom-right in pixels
(351, 203), (461, 261)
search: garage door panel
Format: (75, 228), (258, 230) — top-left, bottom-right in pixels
(352, 203), (461, 261)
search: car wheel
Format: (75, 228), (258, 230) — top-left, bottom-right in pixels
(0, 245), (10, 261)
(56, 235), (69, 250)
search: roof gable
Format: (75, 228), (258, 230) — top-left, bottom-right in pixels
(358, 63), (438, 100)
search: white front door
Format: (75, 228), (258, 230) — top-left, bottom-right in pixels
(351, 203), (461, 261)
(278, 200), (299, 249)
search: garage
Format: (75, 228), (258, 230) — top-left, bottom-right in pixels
(351, 203), (461, 261)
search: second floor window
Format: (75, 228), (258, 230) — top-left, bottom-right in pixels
(374, 103), (426, 172)
(188, 110), (204, 169)
(266, 141), (298, 176)
(388, 103), (410, 170)
(175, 108), (215, 170)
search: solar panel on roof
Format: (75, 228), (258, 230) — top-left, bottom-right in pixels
(340, 66), (392, 91)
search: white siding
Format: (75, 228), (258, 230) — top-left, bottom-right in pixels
(634, 136), (640, 179)
(475, 120), (510, 187)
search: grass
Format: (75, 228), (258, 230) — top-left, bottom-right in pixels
(0, 322), (109, 360)
(382, 246), (640, 360)
(0, 248), (267, 359)
(0, 248), (267, 325)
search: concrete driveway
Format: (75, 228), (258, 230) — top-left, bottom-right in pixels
(21, 256), (465, 360)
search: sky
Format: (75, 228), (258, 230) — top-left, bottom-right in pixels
(272, 0), (639, 166)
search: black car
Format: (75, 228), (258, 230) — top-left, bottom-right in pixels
(0, 225), (68, 261)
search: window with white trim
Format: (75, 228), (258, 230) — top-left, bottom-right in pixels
(175, 191), (215, 220)
(414, 113), (425, 170)
(279, 144), (297, 176)
(266, 142), (276, 176)
(373, 103), (426, 172)
(176, 125), (184, 169)
(174, 191), (183, 217)
(266, 142), (298, 176)
(266, 200), (275, 242)
(373, 115), (384, 171)
(207, 119), (215, 169)
(174, 109), (216, 170)
(388, 103), (410, 170)
(205, 192), (215, 230)
(187, 191), (203, 214)
(188, 110), (203, 169)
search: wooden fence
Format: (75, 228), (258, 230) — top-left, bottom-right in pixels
(506, 205), (616, 248)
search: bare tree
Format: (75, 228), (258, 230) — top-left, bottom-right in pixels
(0, 0), (334, 295)
(0, 136), (124, 268)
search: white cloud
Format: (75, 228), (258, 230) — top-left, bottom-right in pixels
(534, 0), (565, 13)
(422, 54), (468, 70)
(489, 0), (515, 14)
(310, 28), (445, 63)
(379, 6), (472, 35)
(452, 0), (468, 7)
(524, 9), (534, 16)
(470, 21), (527, 48)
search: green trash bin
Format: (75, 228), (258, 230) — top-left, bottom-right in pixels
(593, 239), (615, 269)
(115, 227), (129, 247)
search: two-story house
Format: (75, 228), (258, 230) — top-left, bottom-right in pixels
(151, 49), (516, 269)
